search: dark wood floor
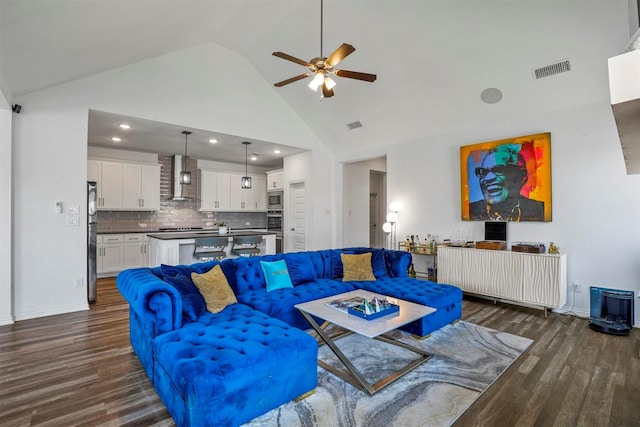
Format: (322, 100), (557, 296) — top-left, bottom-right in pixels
(1, 279), (638, 426)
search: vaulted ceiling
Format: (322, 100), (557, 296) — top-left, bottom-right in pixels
(0, 1), (632, 158)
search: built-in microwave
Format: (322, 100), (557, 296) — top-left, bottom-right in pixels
(267, 190), (283, 210)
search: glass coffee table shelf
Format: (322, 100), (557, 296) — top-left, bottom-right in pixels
(295, 290), (436, 395)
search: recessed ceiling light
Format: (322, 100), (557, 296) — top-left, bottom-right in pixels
(273, 149), (281, 154)
(209, 138), (218, 144)
(250, 155), (258, 161)
(111, 137), (122, 142)
(119, 124), (131, 129)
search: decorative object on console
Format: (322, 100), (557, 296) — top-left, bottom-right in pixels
(512, 242), (546, 253)
(217, 222), (228, 234)
(548, 242), (559, 254)
(460, 132), (552, 222)
(475, 241), (507, 250)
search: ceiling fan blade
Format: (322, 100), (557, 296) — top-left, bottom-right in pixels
(334, 69), (377, 82)
(274, 73), (311, 87)
(322, 82), (334, 98)
(325, 43), (356, 67)
(272, 51), (312, 67)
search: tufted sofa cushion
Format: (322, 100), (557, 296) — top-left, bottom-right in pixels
(152, 303), (318, 426)
(232, 254), (283, 294)
(236, 278), (357, 330)
(359, 277), (463, 337)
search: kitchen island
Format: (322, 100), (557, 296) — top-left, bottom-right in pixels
(147, 230), (276, 267)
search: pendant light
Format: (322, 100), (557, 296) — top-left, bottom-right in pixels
(180, 131), (192, 185)
(241, 141), (252, 189)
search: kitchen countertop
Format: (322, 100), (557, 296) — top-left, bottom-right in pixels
(146, 230), (276, 240)
(98, 228), (267, 235)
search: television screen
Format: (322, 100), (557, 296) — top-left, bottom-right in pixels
(485, 221), (507, 241)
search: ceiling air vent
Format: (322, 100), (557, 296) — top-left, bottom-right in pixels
(347, 121), (363, 130)
(532, 59), (571, 80)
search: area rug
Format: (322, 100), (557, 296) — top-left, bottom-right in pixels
(243, 321), (532, 427)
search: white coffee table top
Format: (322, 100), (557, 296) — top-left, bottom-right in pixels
(295, 290), (436, 339)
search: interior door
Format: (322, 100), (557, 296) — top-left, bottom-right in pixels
(287, 181), (306, 252)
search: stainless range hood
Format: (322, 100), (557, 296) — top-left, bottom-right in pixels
(609, 29), (640, 174)
(171, 154), (193, 201)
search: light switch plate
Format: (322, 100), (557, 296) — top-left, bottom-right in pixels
(68, 204), (80, 214)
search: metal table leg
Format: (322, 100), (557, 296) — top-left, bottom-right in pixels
(299, 311), (433, 395)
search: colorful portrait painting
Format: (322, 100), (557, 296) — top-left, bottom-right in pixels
(460, 132), (552, 222)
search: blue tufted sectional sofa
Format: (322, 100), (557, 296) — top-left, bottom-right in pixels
(117, 247), (462, 427)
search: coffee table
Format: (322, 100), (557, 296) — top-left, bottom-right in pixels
(295, 290), (436, 395)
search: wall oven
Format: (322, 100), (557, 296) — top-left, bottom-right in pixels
(267, 210), (283, 253)
(267, 190), (283, 210)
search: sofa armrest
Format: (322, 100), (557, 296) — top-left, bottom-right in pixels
(385, 250), (411, 277)
(117, 268), (183, 335)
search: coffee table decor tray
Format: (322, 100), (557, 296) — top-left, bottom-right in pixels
(347, 297), (400, 320)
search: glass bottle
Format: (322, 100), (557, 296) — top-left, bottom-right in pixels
(408, 263), (416, 278)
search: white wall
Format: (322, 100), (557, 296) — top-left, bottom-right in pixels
(0, 107), (12, 324)
(9, 43), (332, 322)
(375, 101), (640, 321)
(283, 147), (337, 251)
(342, 157), (387, 247)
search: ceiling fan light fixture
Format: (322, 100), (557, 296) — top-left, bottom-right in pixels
(308, 72), (324, 91)
(324, 75), (336, 90)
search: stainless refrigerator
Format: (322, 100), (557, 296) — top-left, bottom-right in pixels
(87, 181), (98, 303)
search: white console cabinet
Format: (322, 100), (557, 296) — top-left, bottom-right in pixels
(438, 246), (567, 310)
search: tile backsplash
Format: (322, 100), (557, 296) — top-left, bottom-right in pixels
(97, 155), (267, 233)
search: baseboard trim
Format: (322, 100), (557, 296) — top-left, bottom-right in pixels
(14, 303), (89, 322)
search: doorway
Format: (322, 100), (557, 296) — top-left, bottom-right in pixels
(287, 181), (306, 252)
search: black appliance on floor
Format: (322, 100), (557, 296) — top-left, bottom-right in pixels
(588, 286), (634, 335)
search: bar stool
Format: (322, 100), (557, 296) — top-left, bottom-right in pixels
(230, 235), (263, 257)
(193, 236), (229, 261)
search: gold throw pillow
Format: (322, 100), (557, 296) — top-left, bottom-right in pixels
(341, 253), (376, 281)
(191, 265), (237, 314)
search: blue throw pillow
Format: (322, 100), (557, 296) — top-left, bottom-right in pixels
(164, 273), (206, 321)
(284, 252), (318, 285)
(160, 261), (218, 278)
(260, 260), (294, 292)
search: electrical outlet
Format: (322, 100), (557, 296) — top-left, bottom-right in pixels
(245, 222), (251, 225)
(572, 281), (582, 293)
(66, 216), (79, 226)
(139, 223), (147, 228)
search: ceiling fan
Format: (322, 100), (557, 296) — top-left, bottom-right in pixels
(272, 0), (377, 98)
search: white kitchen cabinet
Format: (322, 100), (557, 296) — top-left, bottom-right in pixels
(123, 234), (149, 269)
(88, 158), (160, 211)
(97, 234), (124, 275)
(122, 163), (160, 210)
(89, 160), (124, 209)
(198, 170), (231, 211)
(229, 173), (266, 210)
(267, 169), (284, 191)
(253, 175), (267, 210)
(98, 233), (149, 276)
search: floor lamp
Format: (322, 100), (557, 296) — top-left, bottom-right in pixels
(383, 203), (401, 250)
